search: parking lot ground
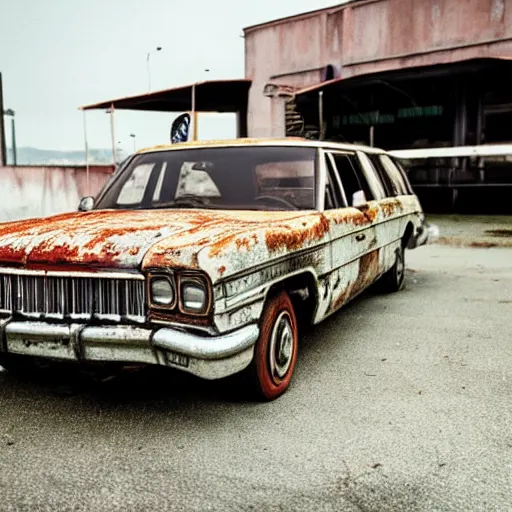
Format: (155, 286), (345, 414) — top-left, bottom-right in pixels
(428, 214), (512, 248)
(0, 243), (511, 511)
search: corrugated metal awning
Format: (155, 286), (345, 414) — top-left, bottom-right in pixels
(80, 79), (252, 113)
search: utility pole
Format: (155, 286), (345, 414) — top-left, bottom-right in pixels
(3, 108), (16, 166)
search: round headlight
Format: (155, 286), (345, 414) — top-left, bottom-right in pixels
(181, 282), (207, 313)
(150, 277), (175, 306)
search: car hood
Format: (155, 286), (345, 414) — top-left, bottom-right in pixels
(0, 209), (321, 276)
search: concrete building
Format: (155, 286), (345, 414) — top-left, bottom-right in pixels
(77, 0), (512, 159)
(243, 0), (512, 211)
(2, 0), (511, 218)
(244, 0), (512, 145)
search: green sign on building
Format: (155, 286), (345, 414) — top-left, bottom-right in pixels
(333, 105), (444, 127)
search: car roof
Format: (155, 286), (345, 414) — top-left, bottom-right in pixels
(136, 138), (386, 156)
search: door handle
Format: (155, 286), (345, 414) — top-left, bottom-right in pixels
(355, 234), (366, 242)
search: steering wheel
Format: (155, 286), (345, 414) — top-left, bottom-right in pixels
(254, 195), (298, 210)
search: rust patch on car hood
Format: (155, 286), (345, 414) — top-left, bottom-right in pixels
(0, 207), (383, 283)
(0, 209), (309, 270)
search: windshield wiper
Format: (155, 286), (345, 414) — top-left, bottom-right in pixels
(153, 195), (213, 209)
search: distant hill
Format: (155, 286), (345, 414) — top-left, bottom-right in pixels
(5, 147), (127, 166)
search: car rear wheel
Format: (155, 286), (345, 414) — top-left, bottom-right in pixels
(379, 245), (405, 293)
(246, 290), (298, 401)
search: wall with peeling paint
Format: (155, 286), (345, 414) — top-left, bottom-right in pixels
(0, 165), (113, 223)
(245, 0), (512, 136)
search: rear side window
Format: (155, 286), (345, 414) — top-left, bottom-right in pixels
(357, 152), (386, 200)
(392, 158), (415, 194)
(329, 153), (374, 206)
(368, 155), (395, 197)
(373, 155), (410, 196)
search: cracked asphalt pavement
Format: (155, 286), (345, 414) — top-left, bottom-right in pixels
(0, 244), (511, 511)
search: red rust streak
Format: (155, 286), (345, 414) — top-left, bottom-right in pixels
(235, 237), (251, 251)
(27, 243), (81, 265)
(208, 234), (238, 258)
(149, 310), (210, 327)
(331, 285), (351, 313)
(0, 246), (27, 264)
(364, 205), (379, 222)
(351, 250), (380, 297)
(265, 215), (330, 252)
(328, 209), (371, 227)
(381, 199), (403, 218)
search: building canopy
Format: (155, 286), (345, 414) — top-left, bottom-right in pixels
(290, 58), (512, 150)
(80, 79), (252, 113)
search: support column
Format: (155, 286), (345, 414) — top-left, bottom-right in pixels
(453, 79), (468, 147)
(476, 89), (485, 182)
(450, 79), (469, 213)
(0, 73), (6, 166)
(237, 97), (248, 138)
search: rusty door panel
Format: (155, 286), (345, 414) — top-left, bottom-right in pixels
(321, 204), (378, 319)
(373, 197), (406, 264)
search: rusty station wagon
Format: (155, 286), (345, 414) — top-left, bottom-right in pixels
(0, 139), (432, 400)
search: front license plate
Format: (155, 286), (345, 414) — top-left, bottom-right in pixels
(166, 351), (189, 368)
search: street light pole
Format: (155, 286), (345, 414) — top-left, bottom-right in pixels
(191, 83), (197, 142)
(147, 46), (162, 93)
(3, 109), (16, 166)
(130, 133), (136, 152)
(10, 116), (16, 166)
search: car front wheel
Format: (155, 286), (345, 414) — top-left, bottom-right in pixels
(246, 290), (298, 401)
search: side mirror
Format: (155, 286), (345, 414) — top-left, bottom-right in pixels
(352, 190), (367, 208)
(78, 196), (94, 212)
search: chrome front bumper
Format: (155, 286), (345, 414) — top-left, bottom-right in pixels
(0, 319), (259, 380)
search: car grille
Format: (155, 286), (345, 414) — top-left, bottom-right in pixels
(0, 271), (146, 322)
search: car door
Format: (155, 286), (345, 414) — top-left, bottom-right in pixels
(319, 150), (380, 318)
(359, 151), (415, 272)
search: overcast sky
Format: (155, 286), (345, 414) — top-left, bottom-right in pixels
(0, 0), (342, 153)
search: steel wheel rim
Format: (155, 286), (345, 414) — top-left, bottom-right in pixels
(269, 311), (294, 380)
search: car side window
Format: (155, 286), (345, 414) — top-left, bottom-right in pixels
(357, 152), (386, 200)
(329, 153), (374, 206)
(324, 155), (346, 209)
(324, 176), (336, 210)
(392, 158), (415, 195)
(377, 155), (410, 196)
(367, 155), (395, 197)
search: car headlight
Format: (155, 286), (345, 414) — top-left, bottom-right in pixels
(180, 277), (209, 314)
(150, 276), (175, 306)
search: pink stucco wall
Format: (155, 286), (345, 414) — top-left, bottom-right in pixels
(0, 165), (113, 222)
(244, 0), (512, 136)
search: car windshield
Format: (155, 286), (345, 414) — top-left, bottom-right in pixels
(95, 146), (317, 211)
